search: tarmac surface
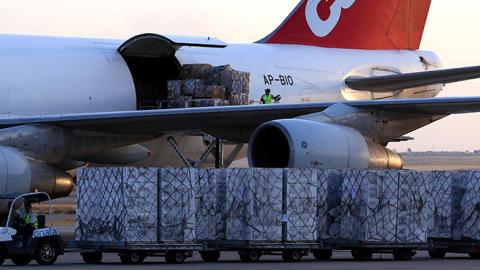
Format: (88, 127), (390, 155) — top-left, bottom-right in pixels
(2, 251), (478, 269)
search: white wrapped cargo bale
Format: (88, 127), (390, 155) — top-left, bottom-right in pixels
(460, 171), (480, 240)
(340, 170), (398, 242)
(427, 171), (466, 240)
(159, 168), (197, 242)
(229, 93), (250, 105)
(194, 85), (226, 99)
(167, 80), (182, 102)
(317, 169), (343, 240)
(225, 169), (253, 240)
(224, 168), (283, 241)
(195, 169), (225, 240)
(76, 168), (158, 243)
(182, 64), (213, 80)
(250, 168), (283, 241)
(397, 171), (431, 243)
(182, 79), (206, 96)
(285, 169), (320, 241)
(191, 99), (226, 107)
(212, 65), (250, 95)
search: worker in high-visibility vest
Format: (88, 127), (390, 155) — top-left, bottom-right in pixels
(20, 202), (37, 248)
(261, 89), (275, 104)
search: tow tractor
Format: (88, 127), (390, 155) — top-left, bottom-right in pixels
(0, 192), (64, 265)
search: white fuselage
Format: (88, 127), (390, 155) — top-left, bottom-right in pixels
(0, 34), (444, 166)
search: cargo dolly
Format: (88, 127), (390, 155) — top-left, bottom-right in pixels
(64, 241), (207, 264)
(321, 239), (427, 261)
(427, 238), (480, 259)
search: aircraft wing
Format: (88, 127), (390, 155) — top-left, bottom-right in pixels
(346, 66), (480, 92)
(1, 97), (480, 142)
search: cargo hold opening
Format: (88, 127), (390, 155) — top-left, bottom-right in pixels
(118, 34), (183, 110)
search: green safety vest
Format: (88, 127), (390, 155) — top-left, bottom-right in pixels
(23, 213), (38, 229)
(262, 94), (274, 104)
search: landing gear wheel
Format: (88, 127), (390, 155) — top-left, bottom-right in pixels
(11, 255), (32, 265)
(393, 249), (414, 261)
(468, 252), (480, 259)
(35, 242), (59, 265)
(200, 251), (221, 262)
(429, 250), (447, 259)
(239, 250), (261, 262)
(312, 249), (333, 260)
(165, 251), (185, 264)
(119, 251), (146, 264)
(351, 249), (373, 261)
(81, 252), (103, 264)
(282, 250), (303, 262)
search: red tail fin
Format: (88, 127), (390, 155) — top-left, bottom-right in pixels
(258, 0), (432, 50)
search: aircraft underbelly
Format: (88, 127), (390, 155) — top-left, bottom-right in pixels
(136, 136), (247, 168)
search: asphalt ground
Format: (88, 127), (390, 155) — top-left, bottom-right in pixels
(1, 251), (478, 269)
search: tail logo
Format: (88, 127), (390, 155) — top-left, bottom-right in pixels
(305, 0), (356, 37)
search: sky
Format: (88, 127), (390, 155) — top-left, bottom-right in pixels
(0, 0), (479, 152)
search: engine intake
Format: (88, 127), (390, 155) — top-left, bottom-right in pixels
(248, 119), (403, 169)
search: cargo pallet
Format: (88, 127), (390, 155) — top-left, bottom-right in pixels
(63, 239), (432, 264)
(427, 238), (480, 259)
(65, 241), (207, 264)
(321, 239), (427, 261)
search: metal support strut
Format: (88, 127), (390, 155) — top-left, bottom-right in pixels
(167, 135), (243, 168)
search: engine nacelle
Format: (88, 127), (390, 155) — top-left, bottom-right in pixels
(0, 147), (74, 212)
(248, 119), (403, 169)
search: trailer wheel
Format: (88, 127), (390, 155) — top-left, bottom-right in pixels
(34, 241), (59, 265)
(468, 252), (480, 259)
(11, 255), (32, 265)
(165, 251), (185, 264)
(393, 249), (414, 261)
(428, 250), (447, 259)
(119, 251), (146, 264)
(239, 250), (261, 262)
(200, 251), (221, 262)
(282, 250), (303, 262)
(312, 249), (333, 260)
(81, 252), (103, 264)
(351, 249), (373, 261)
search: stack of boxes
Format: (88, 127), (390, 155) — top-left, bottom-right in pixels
(285, 169), (322, 241)
(168, 64), (250, 108)
(76, 167), (480, 245)
(340, 170), (399, 242)
(158, 168), (196, 242)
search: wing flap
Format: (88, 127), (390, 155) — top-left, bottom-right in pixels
(346, 66), (480, 92)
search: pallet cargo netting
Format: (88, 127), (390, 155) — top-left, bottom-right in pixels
(76, 168), (480, 245)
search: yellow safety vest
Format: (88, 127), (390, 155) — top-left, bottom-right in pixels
(262, 94), (274, 104)
(23, 213), (38, 229)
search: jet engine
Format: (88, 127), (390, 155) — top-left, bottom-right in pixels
(0, 146), (74, 212)
(248, 119), (403, 169)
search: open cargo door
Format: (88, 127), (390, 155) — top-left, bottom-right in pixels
(118, 34), (227, 110)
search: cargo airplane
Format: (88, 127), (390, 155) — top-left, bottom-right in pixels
(0, 0), (479, 208)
